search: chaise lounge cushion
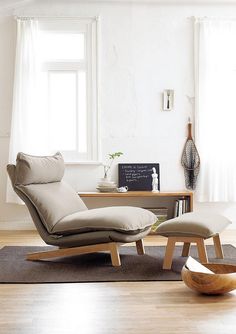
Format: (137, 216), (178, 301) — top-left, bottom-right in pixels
(51, 206), (156, 236)
(16, 182), (88, 233)
(156, 212), (231, 239)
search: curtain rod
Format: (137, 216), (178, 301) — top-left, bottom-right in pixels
(187, 15), (236, 20)
(14, 15), (98, 20)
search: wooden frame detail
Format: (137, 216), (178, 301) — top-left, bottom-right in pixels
(213, 234), (224, 259)
(182, 242), (191, 257)
(163, 234), (224, 270)
(196, 238), (208, 263)
(27, 239), (145, 267)
(109, 243), (121, 266)
(136, 239), (145, 255)
(27, 242), (122, 267)
(163, 238), (176, 270)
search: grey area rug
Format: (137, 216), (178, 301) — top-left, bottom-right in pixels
(0, 244), (235, 283)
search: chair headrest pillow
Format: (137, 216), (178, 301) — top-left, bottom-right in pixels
(15, 152), (65, 185)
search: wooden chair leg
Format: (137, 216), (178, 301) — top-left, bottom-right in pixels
(213, 234), (224, 259)
(196, 238), (208, 263)
(27, 242), (122, 267)
(136, 239), (145, 255)
(163, 237), (176, 270)
(182, 242), (191, 257)
(109, 243), (121, 267)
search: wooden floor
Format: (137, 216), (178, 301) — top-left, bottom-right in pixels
(0, 230), (236, 334)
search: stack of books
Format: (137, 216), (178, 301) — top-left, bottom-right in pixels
(174, 198), (189, 217)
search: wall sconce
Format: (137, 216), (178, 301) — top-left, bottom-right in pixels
(162, 89), (174, 111)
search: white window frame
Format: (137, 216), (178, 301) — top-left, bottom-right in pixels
(38, 18), (99, 163)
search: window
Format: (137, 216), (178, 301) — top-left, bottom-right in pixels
(38, 18), (98, 162)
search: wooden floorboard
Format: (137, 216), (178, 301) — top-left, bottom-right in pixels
(0, 230), (236, 334)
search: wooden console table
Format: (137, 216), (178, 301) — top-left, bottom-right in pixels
(78, 191), (193, 217)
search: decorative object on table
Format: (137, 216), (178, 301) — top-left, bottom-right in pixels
(182, 256), (236, 295)
(151, 167), (159, 192)
(97, 151), (123, 192)
(119, 163), (160, 191)
(96, 178), (117, 192)
(117, 186), (128, 193)
(181, 119), (200, 190)
(145, 207), (168, 234)
(162, 89), (174, 111)
(156, 212), (231, 270)
(103, 151), (123, 178)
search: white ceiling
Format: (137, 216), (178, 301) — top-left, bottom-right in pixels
(0, 0), (31, 11)
(1, 0), (236, 12)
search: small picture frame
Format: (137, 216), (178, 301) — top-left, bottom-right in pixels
(163, 89), (174, 111)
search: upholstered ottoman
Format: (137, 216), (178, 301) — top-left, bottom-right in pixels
(156, 212), (231, 269)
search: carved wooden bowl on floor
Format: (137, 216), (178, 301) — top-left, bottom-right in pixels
(181, 257), (236, 295)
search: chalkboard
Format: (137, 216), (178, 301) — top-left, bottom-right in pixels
(118, 163), (160, 191)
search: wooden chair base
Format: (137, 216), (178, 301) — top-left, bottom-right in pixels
(163, 234), (224, 270)
(27, 239), (145, 267)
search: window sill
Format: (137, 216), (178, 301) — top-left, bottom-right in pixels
(65, 161), (103, 166)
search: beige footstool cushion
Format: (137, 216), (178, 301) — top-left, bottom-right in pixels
(157, 212), (231, 239)
(156, 212), (231, 270)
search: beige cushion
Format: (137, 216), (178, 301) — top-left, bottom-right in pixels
(15, 152), (64, 185)
(52, 206), (156, 235)
(156, 212), (231, 238)
(17, 182), (88, 233)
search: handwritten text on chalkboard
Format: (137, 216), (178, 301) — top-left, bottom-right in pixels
(118, 163), (160, 191)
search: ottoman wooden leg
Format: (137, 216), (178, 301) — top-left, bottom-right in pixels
(182, 242), (191, 257)
(109, 243), (121, 267)
(136, 239), (145, 255)
(196, 238), (208, 263)
(213, 234), (224, 259)
(163, 237), (176, 270)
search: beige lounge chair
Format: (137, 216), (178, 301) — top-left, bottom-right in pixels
(7, 152), (156, 266)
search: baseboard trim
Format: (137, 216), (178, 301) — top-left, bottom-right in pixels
(0, 220), (36, 230)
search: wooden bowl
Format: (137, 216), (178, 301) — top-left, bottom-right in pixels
(181, 263), (236, 295)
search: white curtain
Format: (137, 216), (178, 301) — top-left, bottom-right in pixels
(195, 18), (236, 202)
(7, 18), (48, 203)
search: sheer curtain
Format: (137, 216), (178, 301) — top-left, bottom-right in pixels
(7, 18), (48, 203)
(195, 18), (236, 202)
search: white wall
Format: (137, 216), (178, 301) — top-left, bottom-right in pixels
(1, 0), (236, 229)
